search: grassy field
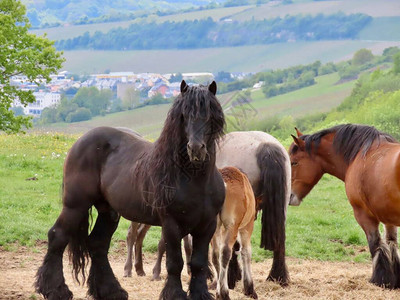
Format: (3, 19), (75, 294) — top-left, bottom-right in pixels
(35, 104), (171, 139)
(249, 72), (355, 119)
(0, 133), (369, 263)
(59, 40), (400, 74)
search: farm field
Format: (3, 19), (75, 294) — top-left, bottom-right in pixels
(30, 0), (400, 41)
(59, 40), (400, 74)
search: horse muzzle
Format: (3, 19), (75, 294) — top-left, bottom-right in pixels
(187, 142), (207, 163)
(289, 192), (302, 206)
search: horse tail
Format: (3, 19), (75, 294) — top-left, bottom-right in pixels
(227, 241), (242, 289)
(256, 143), (289, 251)
(68, 207), (91, 285)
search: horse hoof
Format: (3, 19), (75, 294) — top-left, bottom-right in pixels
(136, 270), (146, 277)
(267, 274), (289, 287)
(216, 291), (230, 300)
(245, 290), (258, 299)
(151, 275), (162, 281)
(46, 288), (73, 300)
(123, 272), (132, 277)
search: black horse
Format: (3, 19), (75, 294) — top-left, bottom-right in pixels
(35, 80), (226, 300)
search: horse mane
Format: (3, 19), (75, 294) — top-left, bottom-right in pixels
(296, 124), (396, 164)
(137, 84), (225, 210)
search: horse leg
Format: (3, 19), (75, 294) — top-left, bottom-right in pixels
(209, 231), (220, 290)
(239, 229), (257, 299)
(35, 207), (87, 300)
(124, 222), (139, 277)
(217, 231), (237, 300)
(184, 235), (193, 276)
(353, 206), (395, 288)
(227, 241), (242, 290)
(87, 208), (128, 299)
(135, 223), (151, 276)
(385, 225), (400, 288)
(160, 219), (186, 300)
(189, 222), (217, 300)
(267, 244), (289, 286)
(152, 234), (166, 281)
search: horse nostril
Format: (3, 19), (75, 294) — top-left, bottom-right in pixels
(200, 143), (205, 149)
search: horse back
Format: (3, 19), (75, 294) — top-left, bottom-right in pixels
(63, 127), (151, 212)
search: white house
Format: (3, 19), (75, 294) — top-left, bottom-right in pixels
(14, 92), (61, 116)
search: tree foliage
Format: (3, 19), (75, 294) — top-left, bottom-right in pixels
(55, 13), (372, 51)
(0, 0), (64, 133)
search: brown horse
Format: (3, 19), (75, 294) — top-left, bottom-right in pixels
(211, 166), (257, 300)
(289, 123), (400, 288)
(35, 80), (226, 300)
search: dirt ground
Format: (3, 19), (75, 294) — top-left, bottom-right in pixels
(1, 243), (400, 300)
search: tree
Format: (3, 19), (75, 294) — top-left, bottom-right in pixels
(122, 87), (140, 110)
(393, 52), (400, 75)
(0, 0), (64, 133)
(352, 48), (374, 66)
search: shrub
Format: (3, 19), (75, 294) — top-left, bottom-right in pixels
(65, 107), (92, 123)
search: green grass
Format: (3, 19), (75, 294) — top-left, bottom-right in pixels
(249, 72), (355, 119)
(252, 174), (369, 263)
(35, 104), (171, 139)
(0, 133), (369, 263)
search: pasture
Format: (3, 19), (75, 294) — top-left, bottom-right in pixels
(1, 132), (399, 298)
(59, 40), (400, 74)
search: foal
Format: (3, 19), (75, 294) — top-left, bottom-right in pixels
(211, 166), (258, 300)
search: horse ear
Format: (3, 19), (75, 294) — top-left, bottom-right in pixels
(295, 127), (303, 137)
(180, 80), (188, 94)
(209, 81), (217, 95)
(291, 134), (305, 150)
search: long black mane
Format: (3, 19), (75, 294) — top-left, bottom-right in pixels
(298, 124), (396, 164)
(137, 84), (225, 209)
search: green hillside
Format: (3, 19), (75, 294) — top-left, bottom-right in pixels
(35, 71), (355, 137)
(60, 41), (400, 74)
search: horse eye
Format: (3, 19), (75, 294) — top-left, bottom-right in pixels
(291, 161), (298, 166)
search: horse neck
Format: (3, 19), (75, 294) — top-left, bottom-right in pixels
(315, 134), (348, 181)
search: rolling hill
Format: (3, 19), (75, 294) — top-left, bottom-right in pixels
(29, 0), (400, 74)
(34, 72), (355, 137)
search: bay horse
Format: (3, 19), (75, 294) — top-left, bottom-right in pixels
(211, 166), (258, 300)
(124, 131), (291, 285)
(289, 123), (400, 288)
(34, 80), (226, 300)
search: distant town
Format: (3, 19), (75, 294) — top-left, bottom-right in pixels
(11, 71), (253, 116)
